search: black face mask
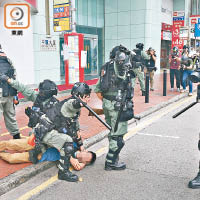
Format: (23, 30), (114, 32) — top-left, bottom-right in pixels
(38, 90), (52, 101)
(116, 62), (126, 76)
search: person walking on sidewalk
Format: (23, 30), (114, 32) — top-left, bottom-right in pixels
(95, 45), (134, 171)
(145, 47), (157, 91)
(131, 43), (150, 96)
(180, 45), (194, 96)
(169, 46), (181, 92)
(0, 50), (20, 139)
(0, 137), (96, 171)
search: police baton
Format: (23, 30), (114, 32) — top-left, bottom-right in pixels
(73, 95), (112, 131)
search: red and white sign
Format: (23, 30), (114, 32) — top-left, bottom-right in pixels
(173, 20), (184, 27)
(162, 23), (172, 32)
(172, 37), (184, 49)
(191, 18), (197, 24)
(171, 25), (183, 54)
(173, 11), (185, 17)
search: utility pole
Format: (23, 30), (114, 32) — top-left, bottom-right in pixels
(45, 0), (50, 36)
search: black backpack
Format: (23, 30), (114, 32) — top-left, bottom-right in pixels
(99, 61), (115, 92)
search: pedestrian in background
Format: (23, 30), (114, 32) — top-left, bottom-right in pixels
(145, 47), (157, 91)
(180, 45), (194, 96)
(0, 50), (20, 139)
(169, 46), (181, 92)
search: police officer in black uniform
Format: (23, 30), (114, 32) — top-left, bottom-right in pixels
(0, 50), (20, 139)
(131, 43), (149, 95)
(188, 137), (200, 188)
(95, 45), (135, 170)
(0, 75), (91, 182)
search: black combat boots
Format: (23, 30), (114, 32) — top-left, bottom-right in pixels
(57, 144), (79, 182)
(58, 169), (79, 182)
(13, 133), (21, 139)
(105, 161), (126, 171)
(188, 172), (200, 189)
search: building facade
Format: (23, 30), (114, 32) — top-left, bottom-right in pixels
(0, 0), (196, 87)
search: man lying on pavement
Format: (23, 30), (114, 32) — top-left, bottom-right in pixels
(0, 136), (96, 171)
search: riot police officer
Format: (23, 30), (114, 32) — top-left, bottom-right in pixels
(0, 75), (91, 182)
(131, 43), (150, 96)
(188, 135), (200, 188)
(0, 77), (60, 163)
(0, 51), (20, 139)
(95, 45), (134, 170)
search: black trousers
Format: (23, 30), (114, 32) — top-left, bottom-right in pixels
(170, 69), (180, 89)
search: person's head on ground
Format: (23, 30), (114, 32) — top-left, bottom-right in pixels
(38, 79), (58, 101)
(76, 150), (96, 165)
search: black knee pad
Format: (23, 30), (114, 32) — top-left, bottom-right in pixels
(116, 136), (125, 150)
(63, 142), (74, 155)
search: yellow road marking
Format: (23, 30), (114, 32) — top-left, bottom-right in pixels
(17, 175), (58, 200)
(0, 126), (29, 137)
(16, 96), (195, 199)
(96, 147), (107, 155)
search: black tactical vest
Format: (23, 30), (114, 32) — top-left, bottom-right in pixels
(131, 49), (143, 68)
(44, 97), (80, 139)
(0, 56), (17, 97)
(33, 96), (59, 114)
(99, 61), (119, 93)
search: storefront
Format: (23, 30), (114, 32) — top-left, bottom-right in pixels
(58, 0), (104, 85)
(161, 23), (172, 68)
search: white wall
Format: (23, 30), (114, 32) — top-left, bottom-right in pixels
(161, 0), (173, 25)
(32, 0), (60, 84)
(104, 0), (162, 70)
(0, 7), (35, 84)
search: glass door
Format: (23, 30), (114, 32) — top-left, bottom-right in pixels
(84, 34), (98, 80)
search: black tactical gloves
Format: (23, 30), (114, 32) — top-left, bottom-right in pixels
(0, 73), (9, 82)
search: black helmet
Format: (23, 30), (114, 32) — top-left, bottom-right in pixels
(39, 79), (58, 100)
(109, 44), (129, 59)
(136, 43), (144, 50)
(110, 46), (121, 59)
(71, 82), (91, 98)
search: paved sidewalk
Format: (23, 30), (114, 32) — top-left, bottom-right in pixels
(0, 71), (195, 180)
